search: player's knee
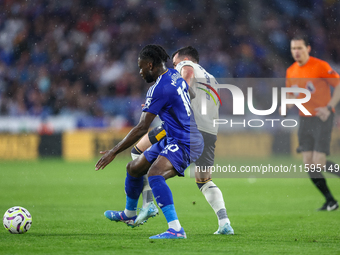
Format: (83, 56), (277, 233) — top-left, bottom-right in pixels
(127, 156), (150, 178)
(195, 169), (211, 181)
(126, 161), (141, 177)
(196, 178), (212, 191)
(126, 161), (134, 176)
(131, 146), (142, 160)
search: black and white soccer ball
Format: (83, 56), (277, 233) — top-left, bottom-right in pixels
(3, 206), (32, 234)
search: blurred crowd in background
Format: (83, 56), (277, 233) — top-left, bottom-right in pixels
(0, 0), (339, 127)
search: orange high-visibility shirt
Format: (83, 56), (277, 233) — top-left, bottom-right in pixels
(286, 56), (340, 116)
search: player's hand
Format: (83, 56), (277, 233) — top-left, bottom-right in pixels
(315, 107), (331, 122)
(95, 150), (116, 171)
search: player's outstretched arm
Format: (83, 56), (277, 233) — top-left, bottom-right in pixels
(95, 112), (156, 170)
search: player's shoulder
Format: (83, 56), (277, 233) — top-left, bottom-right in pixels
(154, 69), (175, 86)
(146, 72), (167, 97)
(176, 60), (196, 72)
(150, 69), (182, 95)
(165, 68), (181, 77)
(162, 68), (183, 85)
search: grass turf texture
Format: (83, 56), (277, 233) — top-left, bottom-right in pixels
(0, 157), (339, 254)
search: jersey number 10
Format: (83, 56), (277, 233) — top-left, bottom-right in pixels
(177, 81), (191, 116)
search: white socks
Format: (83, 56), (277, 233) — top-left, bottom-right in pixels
(201, 181), (230, 227)
(131, 152), (139, 160)
(168, 219), (182, 231)
(124, 209), (136, 218)
(142, 175), (153, 208)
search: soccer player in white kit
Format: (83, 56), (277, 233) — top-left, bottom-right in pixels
(132, 46), (234, 235)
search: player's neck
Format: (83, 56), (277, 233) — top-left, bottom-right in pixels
(155, 64), (168, 79)
(297, 56), (310, 66)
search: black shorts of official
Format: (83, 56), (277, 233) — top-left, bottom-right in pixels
(195, 131), (217, 167)
(298, 113), (334, 156)
(149, 125), (166, 145)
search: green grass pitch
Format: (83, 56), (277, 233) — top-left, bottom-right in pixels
(0, 156), (339, 254)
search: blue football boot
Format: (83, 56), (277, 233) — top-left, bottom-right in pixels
(104, 210), (136, 228)
(149, 227), (187, 239)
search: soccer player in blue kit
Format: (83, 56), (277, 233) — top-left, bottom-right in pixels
(95, 45), (204, 239)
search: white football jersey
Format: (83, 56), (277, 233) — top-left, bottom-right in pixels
(176, 60), (219, 135)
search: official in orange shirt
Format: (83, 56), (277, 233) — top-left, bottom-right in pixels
(286, 36), (340, 211)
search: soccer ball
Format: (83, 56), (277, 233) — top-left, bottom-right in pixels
(3, 206), (32, 234)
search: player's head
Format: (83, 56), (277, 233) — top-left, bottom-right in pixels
(138, 45), (170, 83)
(290, 35), (311, 65)
(172, 46), (199, 68)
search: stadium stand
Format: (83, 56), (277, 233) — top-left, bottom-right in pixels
(0, 0), (339, 159)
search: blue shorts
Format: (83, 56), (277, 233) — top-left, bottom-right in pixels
(143, 137), (203, 176)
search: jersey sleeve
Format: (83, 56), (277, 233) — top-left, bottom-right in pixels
(142, 84), (167, 115)
(319, 61), (340, 87)
(175, 60), (195, 74)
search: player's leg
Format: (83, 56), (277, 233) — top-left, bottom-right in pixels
(131, 133), (153, 209)
(133, 126), (167, 225)
(148, 155), (186, 239)
(131, 133), (159, 225)
(132, 133), (153, 155)
(146, 139), (200, 239)
(196, 170), (233, 235)
(104, 155), (151, 226)
(132, 126), (166, 208)
(195, 131), (233, 235)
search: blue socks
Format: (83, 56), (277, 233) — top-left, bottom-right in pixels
(124, 172), (180, 229)
(148, 175), (179, 223)
(125, 172), (143, 211)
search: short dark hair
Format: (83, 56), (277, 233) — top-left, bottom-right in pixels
(291, 35), (310, 46)
(171, 46), (199, 63)
(139, 45), (170, 67)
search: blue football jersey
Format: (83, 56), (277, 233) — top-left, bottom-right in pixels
(142, 69), (202, 146)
